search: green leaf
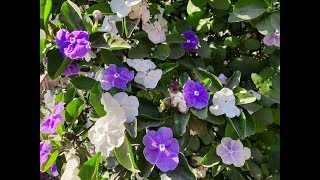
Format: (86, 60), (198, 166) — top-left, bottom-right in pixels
(114, 135), (140, 173)
(187, 0), (206, 15)
(78, 152), (102, 180)
(190, 107), (208, 119)
(223, 166), (246, 180)
(174, 112), (190, 135)
(166, 33), (187, 43)
(179, 72), (190, 86)
(60, 0), (86, 30)
(158, 63), (178, 75)
(128, 46), (150, 59)
(211, 19), (225, 33)
(226, 70), (241, 89)
(66, 98), (85, 121)
(248, 161), (264, 180)
(169, 44), (185, 59)
(256, 12), (280, 35)
(90, 32), (131, 50)
(64, 86), (76, 104)
(138, 98), (161, 119)
(193, 67), (223, 92)
(244, 110), (256, 137)
(40, 38), (46, 62)
(71, 77), (97, 90)
(42, 150), (59, 172)
(227, 112), (246, 139)
(245, 39), (260, 50)
(166, 153), (196, 180)
(240, 100), (263, 113)
(100, 49), (122, 66)
(225, 121), (239, 139)
(204, 113), (226, 125)
(235, 93), (257, 105)
(152, 44), (171, 60)
(201, 146), (221, 167)
(41, 0), (52, 29)
(186, 135), (200, 152)
(189, 118), (208, 138)
(85, 3), (112, 14)
(212, 163), (226, 177)
(202, 78), (212, 89)
(47, 50), (72, 79)
(252, 107), (273, 132)
(124, 118), (137, 138)
(224, 36), (240, 47)
(210, 43), (227, 62)
(228, 11), (243, 23)
(208, 0), (231, 10)
(272, 108), (280, 125)
(231, 56), (264, 77)
(89, 82), (106, 117)
(124, 17), (140, 38)
(195, 41), (211, 58)
(137, 116), (163, 131)
(233, 0), (268, 20)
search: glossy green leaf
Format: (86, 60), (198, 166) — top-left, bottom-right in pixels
(71, 77), (97, 90)
(66, 98), (85, 121)
(128, 46), (150, 59)
(166, 153), (196, 180)
(235, 93), (257, 105)
(201, 146), (221, 167)
(124, 118), (137, 138)
(47, 50), (72, 79)
(100, 49), (122, 66)
(90, 32), (131, 50)
(252, 107), (274, 133)
(208, 0), (230, 10)
(256, 12), (280, 35)
(78, 152), (102, 180)
(193, 67), (223, 92)
(138, 98), (161, 119)
(42, 150), (59, 172)
(174, 112), (190, 135)
(204, 113), (226, 125)
(226, 70), (241, 89)
(190, 107), (208, 119)
(60, 0), (86, 30)
(152, 44), (171, 60)
(85, 3), (112, 14)
(158, 63), (178, 75)
(233, 0), (268, 20)
(89, 82), (106, 117)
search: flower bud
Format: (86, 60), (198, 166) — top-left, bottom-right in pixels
(92, 10), (102, 20)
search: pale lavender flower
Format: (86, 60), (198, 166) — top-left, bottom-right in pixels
(63, 61), (80, 76)
(40, 141), (52, 167)
(40, 102), (65, 135)
(143, 127), (179, 172)
(263, 30), (280, 47)
(216, 137), (251, 167)
(218, 73), (228, 84)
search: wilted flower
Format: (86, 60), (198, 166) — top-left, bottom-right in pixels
(129, 0), (150, 23)
(100, 64), (134, 91)
(218, 73), (228, 84)
(170, 91), (188, 113)
(40, 102), (65, 134)
(183, 80), (210, 109)
(216, 137), (251, 167)
(63, 61), (80, 76)
(98, 15), (122, 34)
(143, 127), (179, 172)
(181, 30), (199, 50)
(263, 30), (280, 47)
(110, 0), (142, 18)
(56, 29), (91, 59)
(209, 88), (240, 118)
(169, 81), (179, 92)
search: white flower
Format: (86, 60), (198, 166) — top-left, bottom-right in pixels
(209, 88), (241, 118)
(126, 58), (156, 72)
(247, 90), (261, 100)
(129, 0), (150, 23)
(160, 174), (172, 180)
(43, 90), (56, 109)
(134, 69), (162, 89)
(84, 51), (97, 62)
(218, 73), (228, 84)
(110, 0), (142, 18)
(224, 60), (228, 65)
(170, 91), (188, 113)
(98, 15), (122, 34)
(61, 153), (80, 180)
(113, 92), (139, 123)
(88, 92), (130, 157)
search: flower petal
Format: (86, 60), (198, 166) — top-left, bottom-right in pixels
(231, 139), (244, 152)
(216, 144), (229, 158)
(143, 148), (161, 164)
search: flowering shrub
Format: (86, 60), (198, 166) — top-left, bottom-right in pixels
(40, 0), (280, 179)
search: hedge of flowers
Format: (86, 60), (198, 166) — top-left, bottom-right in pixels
(40, 0), (280, 179)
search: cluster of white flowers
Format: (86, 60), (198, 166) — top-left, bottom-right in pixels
(61, 153), (81, 180)
(209, 88), (241, 118)
(43, 90), (56, 109)
(110, 0), (142, 18)
(127, 58), (162, 89)
(88, 92), (139, 157)
(142, 8), (168, 44)
(170, 91), (188, 114)
(129, 0), (150, 23)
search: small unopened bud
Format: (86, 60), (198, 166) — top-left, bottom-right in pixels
(169, 81), (179, 92)
(92, 10), (102, 20)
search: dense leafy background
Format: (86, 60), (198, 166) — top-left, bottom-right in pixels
(40, 0), (280, 179)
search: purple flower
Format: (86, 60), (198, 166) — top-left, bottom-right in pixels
(50, 163), (59, 177)
(181, 30), (199, 50)
(263, 30), (280, 47)
(63, 61), (80, 76)
(55, 29), (91, 59)
(169, 80), (179, 92)
(183, 80), (210, 109)
(216, 137), (251, 167)
(40, 102), (65, 135)
(100, 64), (134, 91)
(143, 127), (179, 172)
(40, 141), (52, 167)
